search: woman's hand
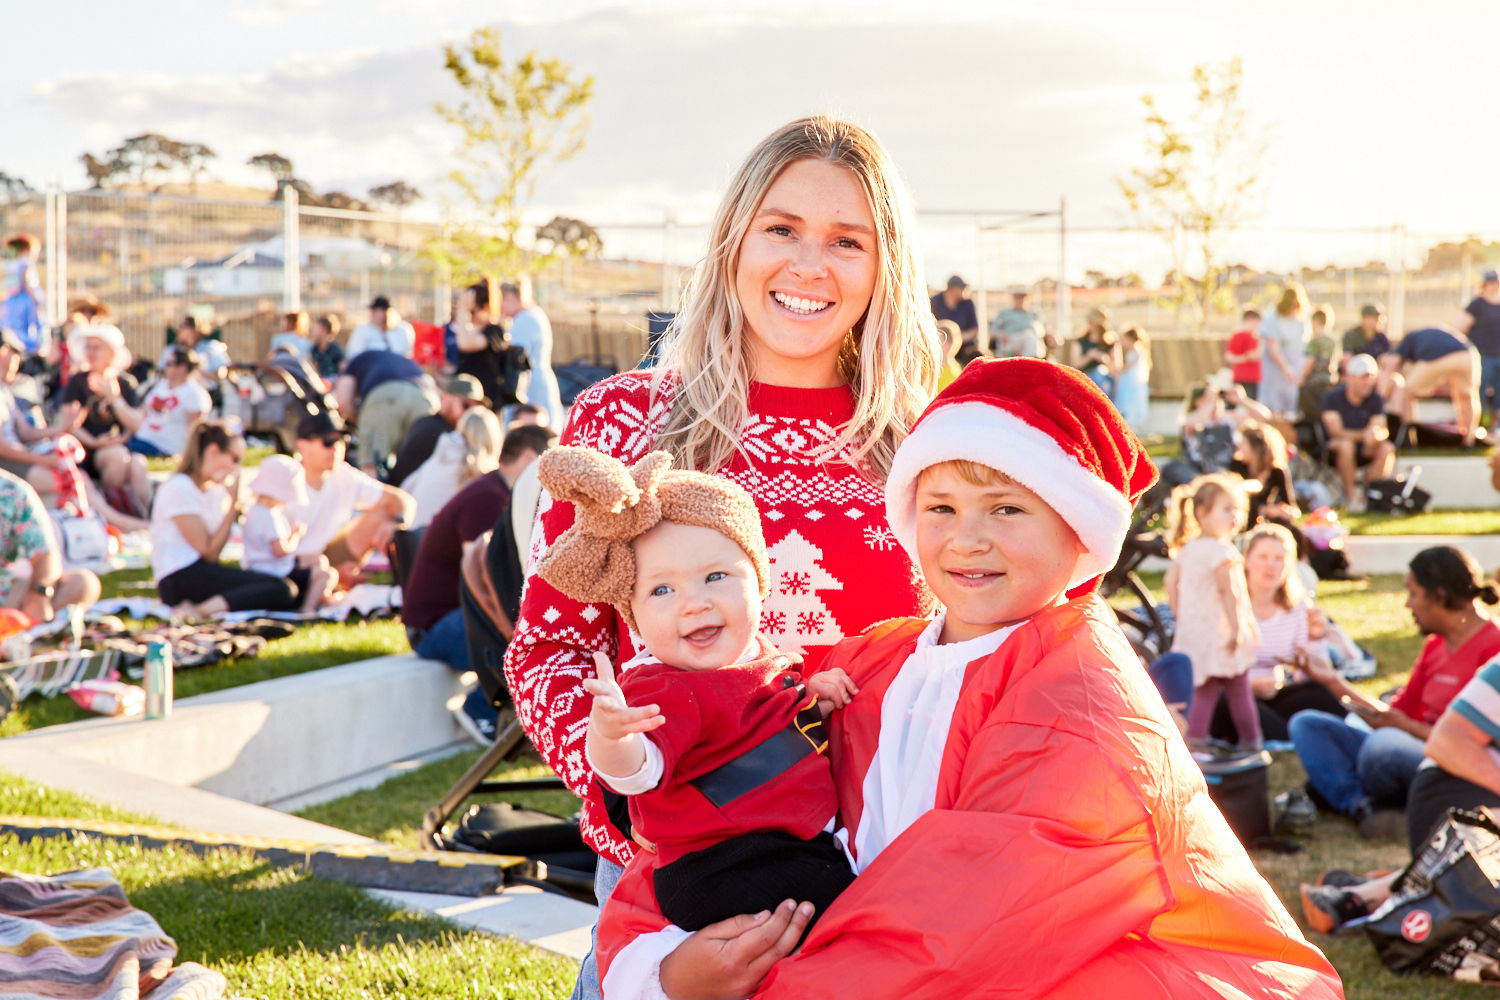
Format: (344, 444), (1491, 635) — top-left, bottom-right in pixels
(1296, 646), (1338, 687)
(658, 900), (815, 1000)
(1368, 705), (1414, 731)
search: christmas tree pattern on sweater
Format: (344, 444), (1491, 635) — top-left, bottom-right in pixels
(761, 529), (845, 653)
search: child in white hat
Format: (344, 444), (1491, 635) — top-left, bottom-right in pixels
(243, 455), (331, 613)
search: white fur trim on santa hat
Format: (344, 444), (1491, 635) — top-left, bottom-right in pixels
(885, 401), (1133, 590)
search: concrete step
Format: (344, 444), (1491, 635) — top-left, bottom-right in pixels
(1341, 535), (1500, 576)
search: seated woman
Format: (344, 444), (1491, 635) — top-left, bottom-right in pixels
(402, 405), (503, 529)
(149, 421), (298, 618)
(1301, 660), (1500, 932)
(131, 348), (211, 460)
(1237, 422), (1298, 517)
(61, 324), (152, 516)
(597, 361), (1341, 1000)
(1289, 546), (1500, 838)
(1173, 379), (1273, 477)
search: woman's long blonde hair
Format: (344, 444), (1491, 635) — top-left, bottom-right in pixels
(653, 115), (940, 480)
(456, 406), (503, 484)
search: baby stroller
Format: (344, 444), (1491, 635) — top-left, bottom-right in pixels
(239, 354), (340, 454)
(419, 502), (596, 902)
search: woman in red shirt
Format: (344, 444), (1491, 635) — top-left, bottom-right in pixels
(503, 115), (939, 1000)
(1288, 546), (1500, 837)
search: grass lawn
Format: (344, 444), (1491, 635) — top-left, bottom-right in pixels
(0, 567), (407, 737)
(0, 772), (576, 999)
(145, 444), (275, 474)
(1340, 508), (1500, 536)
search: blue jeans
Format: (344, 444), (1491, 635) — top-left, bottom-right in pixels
(571, 855), (626, 1000)
(1288, 710), (1427, 815)
(415, 607), (498, 729)
(1148, 652), (1194, 707)
(1481, 355), (1500, 415)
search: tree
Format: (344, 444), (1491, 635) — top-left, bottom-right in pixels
(535, 216), (602, 258)
(247, 153), (318, 203)
(368, 180), (422, 211)
(431, 26), (595, 279)
(1118, 59), (1265, 332)
(0, 172), (37, 204)
(79, 134), (217, 192)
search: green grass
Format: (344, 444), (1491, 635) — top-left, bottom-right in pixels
(145, 444), (275, 474)
(1, 568), (408, 737)
(295, 751), (582, 851)
(1341, 508), (1500, 536)
(0, 771), (576, 997)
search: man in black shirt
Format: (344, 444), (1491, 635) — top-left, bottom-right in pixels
(1320, 355), (1395, 511)
(1458, 269), (1500, 417)
(930, 275), (979, 356)
(387, 375), (488, 487)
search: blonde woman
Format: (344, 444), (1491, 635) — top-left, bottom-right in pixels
(402, 405), (503, 528)
(1258, 283), (1311, 418)
(503, 115), (940, 1000)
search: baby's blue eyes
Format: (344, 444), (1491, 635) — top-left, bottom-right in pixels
(651, 585), (671, 597)
(707, 572), (726, 583)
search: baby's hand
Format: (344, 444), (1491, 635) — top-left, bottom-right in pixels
(1306, 605), (1327, 641)
(583, 651), (666, 743)
(807, 667), (859, 714)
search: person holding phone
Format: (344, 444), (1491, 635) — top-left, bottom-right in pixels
(1287, 546), (1500, 839)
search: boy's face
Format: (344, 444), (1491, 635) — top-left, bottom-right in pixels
(915, 464), (1085, 643)
(630, 521), (762, 670)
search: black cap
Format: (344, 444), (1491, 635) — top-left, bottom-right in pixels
(1361, 303), (1385, 317)
(946, 275), (967, 289)
(296, 411), (348, 440)
(370, 295), (391, 310)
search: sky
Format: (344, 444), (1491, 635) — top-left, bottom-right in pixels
(5, 0), (1499, 282)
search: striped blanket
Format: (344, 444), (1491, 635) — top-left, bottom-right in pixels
(0, 868), (225, 1000)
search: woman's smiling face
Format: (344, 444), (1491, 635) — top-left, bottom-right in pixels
(734, 158), (879, 387)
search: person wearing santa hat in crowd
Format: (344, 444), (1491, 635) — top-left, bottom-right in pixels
(595, 358), (1343, 1000)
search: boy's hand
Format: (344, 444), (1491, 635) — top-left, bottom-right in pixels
(583, 650), (666, 742)
(807, 668), (858, 713)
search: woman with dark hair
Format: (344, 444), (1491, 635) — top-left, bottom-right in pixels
(454, 276), (522, 409)
(1237, 422), (1296, 516)
(1289, 545), (1500, 837)
(149, 421), (298, 617)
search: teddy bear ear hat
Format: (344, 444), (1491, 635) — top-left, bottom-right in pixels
(534, 446), (770, 633)
(884, 357), (1157, 595)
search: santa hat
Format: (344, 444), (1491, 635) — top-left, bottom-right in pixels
(885, 357), (1157, 594)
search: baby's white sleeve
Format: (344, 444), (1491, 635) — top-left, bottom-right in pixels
(587, 734), (664, 795)
(600, 926), (694, 1000)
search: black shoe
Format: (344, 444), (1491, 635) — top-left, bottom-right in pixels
(1300, 883), (1369, 933)
(1317, 868), (1365, 889)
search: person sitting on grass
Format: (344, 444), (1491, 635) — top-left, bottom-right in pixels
(594, 359), (1341, 1000)
(402, 405), (504, 529)
(1319, 354), (1395, 512)
(1288, 546), (1500, 841)
(0, 468), (100, 626)
(130, 348), (211, 461)
(242, 455), (333, 615)
(540, 445), (860, 938)
(62, 324), (153, 517)
(150, 421), (299, 618)
(287, 412), (415, 589)
(1301, 654), (1500, 933)
(309, 314), (345, 382)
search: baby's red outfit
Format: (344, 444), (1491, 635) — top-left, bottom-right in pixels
(609, 639), (854, 931)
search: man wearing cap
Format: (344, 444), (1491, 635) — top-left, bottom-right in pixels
(930, 276), (979, 354)
(345, 296), (415, 362)
(332, 349), (440, 475)
(1458, 270), (1500, 417)
(386, 375), (488, 488)
(1321, 355), (1396, 511)
(288, 413), (416, 586)
(989, 285), (1045, 359)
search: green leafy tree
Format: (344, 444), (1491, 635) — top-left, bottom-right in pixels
(535, 216), (602, 258)
(368, 180), (422, 211)
(247, 153), (320, 204)
(432, 27), (595, 280)
(1118, 59), (1265, 332)
(80, 134), (217, 192)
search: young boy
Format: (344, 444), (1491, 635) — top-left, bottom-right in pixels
(534, 446), (858, 937)
(595, 359), (1341, 1000)
(1225, 307), (1262, 400)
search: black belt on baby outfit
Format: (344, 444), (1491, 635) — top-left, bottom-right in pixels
(690, 693), (827, 808)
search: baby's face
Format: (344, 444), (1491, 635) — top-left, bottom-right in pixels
(630, 521), (762, 671)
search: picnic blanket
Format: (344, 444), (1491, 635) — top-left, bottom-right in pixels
(0, 867), (225, 1000)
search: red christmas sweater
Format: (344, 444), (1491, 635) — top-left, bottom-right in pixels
(504, 370), (935, 866)
(613, 647), (836, 866)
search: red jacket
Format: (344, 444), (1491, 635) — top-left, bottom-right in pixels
(617, 650), (836, 865)
(598, 595), (1343, 999)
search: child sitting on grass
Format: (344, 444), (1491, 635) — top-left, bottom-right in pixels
(595, 358), (1340, 1000)
(243, 455), (333, 614)
(1165, 473), (1263, 752)
(534, 445), (858, 937)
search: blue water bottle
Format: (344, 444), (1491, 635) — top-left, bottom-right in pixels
(144, 641), (173, 719)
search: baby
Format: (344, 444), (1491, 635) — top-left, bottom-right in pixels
(535, 446), (858, 935)
(243, 455), (332, 614)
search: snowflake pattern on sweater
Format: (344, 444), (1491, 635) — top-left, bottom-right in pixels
(503, 370), (936, 865)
